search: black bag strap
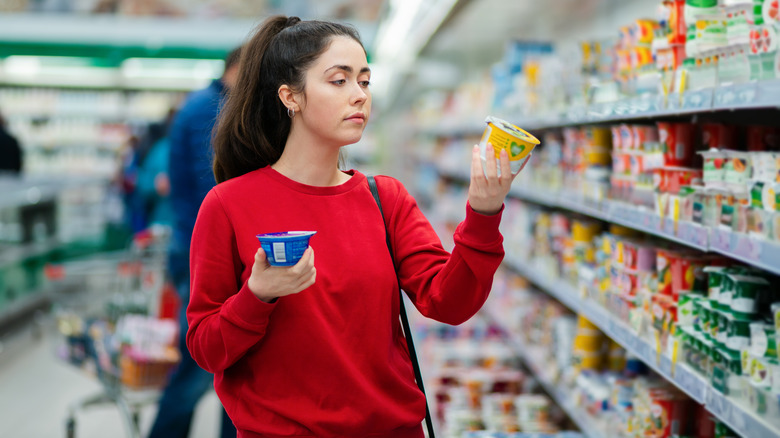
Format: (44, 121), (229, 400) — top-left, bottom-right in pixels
(367, 175), (436, 438)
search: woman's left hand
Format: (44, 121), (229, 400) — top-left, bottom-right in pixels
(467, 144), (522, 215)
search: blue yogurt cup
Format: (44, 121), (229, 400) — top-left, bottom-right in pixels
(256, 231), (316, 266)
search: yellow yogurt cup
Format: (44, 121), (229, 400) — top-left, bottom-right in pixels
(479, 116), (540, 174)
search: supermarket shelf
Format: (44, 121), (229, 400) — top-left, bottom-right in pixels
(436, 165), (780, 275)
(0, 240), (61, 266)
(479, 308), (604, 438)
(0, 291), (51, 334)
(424, 79), (780, 136)
(501, 254), (780, 438)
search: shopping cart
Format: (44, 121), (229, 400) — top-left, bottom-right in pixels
(48, 226), (180, 438)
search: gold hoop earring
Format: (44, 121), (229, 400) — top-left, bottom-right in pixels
(287, 107), (295, 119)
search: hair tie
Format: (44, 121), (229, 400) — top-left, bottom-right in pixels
(285, 16), (301, 28)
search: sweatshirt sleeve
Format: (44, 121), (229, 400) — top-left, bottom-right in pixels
(379, 177), (504, 325)
(186, 189), (277, 373)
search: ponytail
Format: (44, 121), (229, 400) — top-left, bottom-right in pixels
(212, 16), (363, 183)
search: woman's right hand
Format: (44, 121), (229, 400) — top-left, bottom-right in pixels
(248, 247), (316, 303)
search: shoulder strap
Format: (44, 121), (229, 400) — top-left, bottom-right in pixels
(367, 176), (395, 262)
(367, 175), (436, 438)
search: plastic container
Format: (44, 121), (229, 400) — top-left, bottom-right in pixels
(727, 313), (753, 350)
(658, 122), (696, 167)
(750, 321), (778, 359)
(256, 231), (316, 266)
(724, 151), (752, 190)
(773, 302), (780, 332)
(664, 167), (703, 194)
(702, 124), (738, 150)
(730, 274), (771, 317)
(479, 116), (539, 175)
(752, 152), (779, 184)
(699, 149), (727, 188)
(514, 394), (550, 424)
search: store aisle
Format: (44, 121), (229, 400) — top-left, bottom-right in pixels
(0, 324), (222, 438)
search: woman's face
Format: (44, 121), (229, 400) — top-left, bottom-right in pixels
(295, 36), (371, 147)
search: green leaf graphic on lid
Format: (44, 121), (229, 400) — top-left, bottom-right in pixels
(510, 142), (525, 156)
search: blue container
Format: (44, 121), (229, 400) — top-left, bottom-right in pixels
(256, 231), (316, 266)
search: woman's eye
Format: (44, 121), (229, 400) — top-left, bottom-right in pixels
(359, 80), (371, 87)
(331, 79), (346, 85)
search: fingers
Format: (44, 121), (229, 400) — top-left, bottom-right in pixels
(293, 247), (315, 275)
(485, 143), (498, 179)
(255, 247), (269, 268)
(471, 145), (484, 182)
(498, 149), (512, 183)
(290, 247), (316, 291)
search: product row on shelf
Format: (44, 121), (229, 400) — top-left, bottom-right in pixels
(0, 175), (128, 325)
(415, 0), (780, 135)
(432, 113), (780, 277)
(416, 316), (582, 437)
(420, 174), (780, 437)
(0, 87), (184, 177)
(413, 263), (744, 438)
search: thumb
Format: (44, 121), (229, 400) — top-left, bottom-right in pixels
(255, 247), (270, 268)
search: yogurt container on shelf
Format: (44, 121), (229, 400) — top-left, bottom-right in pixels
(478, 116), (540, 175)
(773, 302), (780, 332)
(750, 321), (778, 359)
(699, 149), (727, 188)
(729, 274), (771, 318)
(256, 231), (316, 266)
(727, 312), (753, 351)
(751, 152), (779, 183)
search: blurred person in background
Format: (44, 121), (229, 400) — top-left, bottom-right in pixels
(0, 110), (23, 174)
(147, 47), (242, 438)
(136, 110), (176, 229)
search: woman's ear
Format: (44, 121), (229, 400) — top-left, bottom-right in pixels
(278, 85), (300, 113)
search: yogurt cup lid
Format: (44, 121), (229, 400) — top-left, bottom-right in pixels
(256, 231), (317, 240)
(484, 116), (540, 145)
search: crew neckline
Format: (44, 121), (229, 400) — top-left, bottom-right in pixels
(261, 166), (366, 196)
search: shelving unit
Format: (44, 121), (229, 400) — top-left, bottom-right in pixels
(420, 65), (780, 435)
(436, 165), (780, 277)
(0, 176), (117, 330)
(498, 254), (780, 438)
(425, 79), (780, 137)
(478, 308), (606, 438)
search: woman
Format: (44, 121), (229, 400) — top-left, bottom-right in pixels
(187, 15), (520, 438)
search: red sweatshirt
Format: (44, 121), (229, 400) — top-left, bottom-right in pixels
(187, 167), (504, 437)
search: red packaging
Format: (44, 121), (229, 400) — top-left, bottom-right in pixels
(634, 124), (659, 149)
(649, 390), (694, 438)
(656, 44), (687, 71)
(620, 124), (634, 150)
(694, 403), (715, 438)
(613, 153), (631, 174)
(665, 167), (703, 194)
(612, 125), (623, 151)
(656, 250), (676, 296)
(658, 122), (696, 166)
(701, 123), (738, 150)
(630, 154), (645, 174)
(747, 125), (780, 151)
(670, 255), (717, 298)
(667, 0), (687, 44)
(623, 240), (639, 270)
(653, 168), (669, 192)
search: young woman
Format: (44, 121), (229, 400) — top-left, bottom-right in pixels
(187, 15), (520, 438)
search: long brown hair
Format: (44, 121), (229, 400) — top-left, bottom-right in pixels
(212, 15), (364, 183)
